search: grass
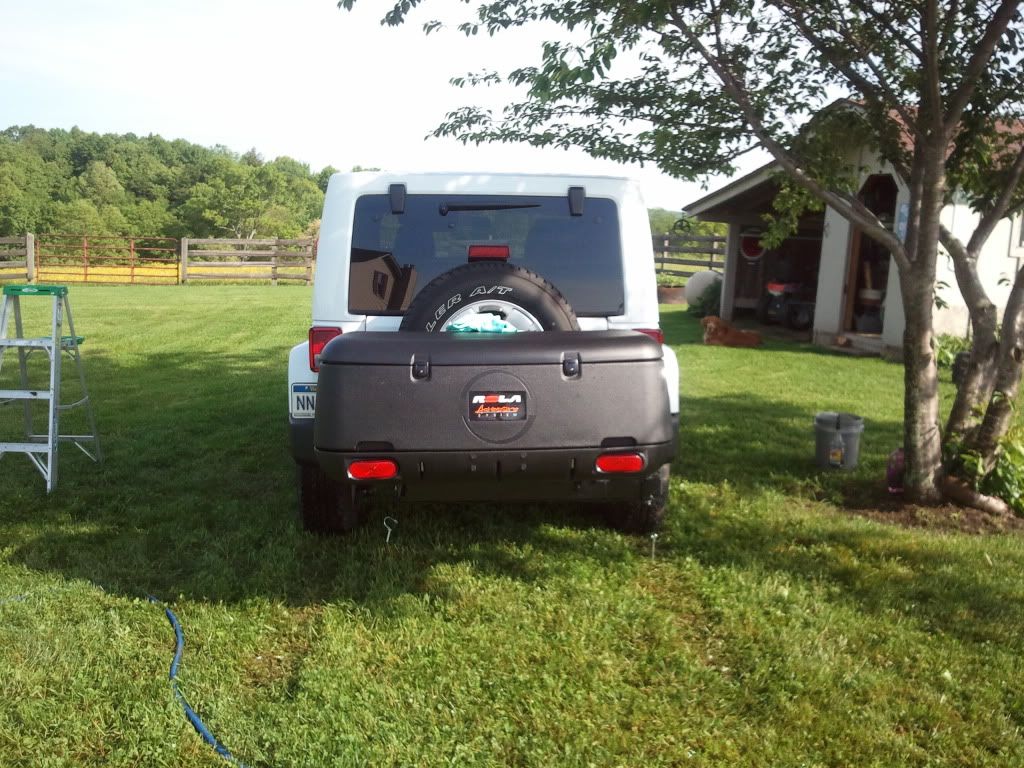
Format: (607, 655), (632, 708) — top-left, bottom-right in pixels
(0, 289), (1022, 767)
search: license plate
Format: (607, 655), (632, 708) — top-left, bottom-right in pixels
(291, 383), (317, 417)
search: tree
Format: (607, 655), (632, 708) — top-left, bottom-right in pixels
(344, 0), (1024, 509)
(648, 207), (682, 234)
(0, 126), (329, 240)
(648, 207), (726, 237)
(316, 165), (340, 193)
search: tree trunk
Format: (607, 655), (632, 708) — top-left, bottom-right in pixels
(900, 262), (945, 503)
(945, 256), (1000, 441)
(966, 263), (1024, 467)
(897, 137), (947, 504)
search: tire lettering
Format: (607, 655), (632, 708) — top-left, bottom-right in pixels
(470, 285), (513, 297)
(448, 293), (462, 309)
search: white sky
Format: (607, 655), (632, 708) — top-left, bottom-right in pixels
(0, 0), (761, 210)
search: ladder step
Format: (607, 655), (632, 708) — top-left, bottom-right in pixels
(0, 441), (49, 453)
(0, 337), (53, 348)
(0, 389), (51, 400)
(58, 396), (90, 410)
(26, 434), (96, 443)
(2, 284), (68, 297)
(0, 336), (84, 348)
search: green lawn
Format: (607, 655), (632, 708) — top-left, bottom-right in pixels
(1, 288), (1022, 767)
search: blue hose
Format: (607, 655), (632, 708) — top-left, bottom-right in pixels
(148, 597), (250, 767)
(2, 588), (249, 767)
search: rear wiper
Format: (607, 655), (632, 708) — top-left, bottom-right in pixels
(438, 203), (541, 216)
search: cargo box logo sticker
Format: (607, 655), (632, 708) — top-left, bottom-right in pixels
(469, 391), (527, 421)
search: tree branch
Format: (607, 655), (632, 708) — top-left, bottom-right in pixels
(923, 0), (945, 135)
(847, 0), (925, 60)
(944, 0), (1020, 140)
(667, 7), (909, 270)
(967, 143), (1024, 255)
(940, 222), (1000, 438)
(777, 2), (922, 149)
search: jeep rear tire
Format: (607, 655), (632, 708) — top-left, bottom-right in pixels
(297, 464), (367, 535)
(604, 464), (670, 534)
(399, 262), (579, 332)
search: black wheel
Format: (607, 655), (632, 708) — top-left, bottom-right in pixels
(785, 302), (813, 331)
(297, 464), (367, 535)
(399, 261), (579, 332)
(605, 464), (670, 534)
(755, 293), (772, 324)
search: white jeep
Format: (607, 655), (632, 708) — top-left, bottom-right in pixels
(288, 172), (679, 534)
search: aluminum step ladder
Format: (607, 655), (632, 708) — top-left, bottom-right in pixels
(0, 284), (102, 492)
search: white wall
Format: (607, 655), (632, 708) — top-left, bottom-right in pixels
(812, 206), (852, 341)
(930, 205), (1021, 337)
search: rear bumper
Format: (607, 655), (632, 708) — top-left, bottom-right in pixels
(290, 416), (316, 465)
(313, 441), (674, 502)
(294, 413), (680, 473)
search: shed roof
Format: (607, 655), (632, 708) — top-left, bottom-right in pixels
(683, 162), (779, 221)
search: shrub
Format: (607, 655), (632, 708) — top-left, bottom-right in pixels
(687, 280), (721, 318)
(656, 272), (688, 287)
(951, 426), (1024, 516)
(935, 334), (970, 368)
(980, 434), (1024, 515)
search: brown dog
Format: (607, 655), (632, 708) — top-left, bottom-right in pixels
(701, 315), (763, 347)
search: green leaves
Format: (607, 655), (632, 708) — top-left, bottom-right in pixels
(0, 126), (330, 240)
(980, 430), (1024, 513)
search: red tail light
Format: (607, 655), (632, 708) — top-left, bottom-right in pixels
(347, 459), (398, 480)
(309, 326), (341, 372)
(636, 329), (664, 344)
(468, 244), (510, 261)
(595, 453), (646, 474)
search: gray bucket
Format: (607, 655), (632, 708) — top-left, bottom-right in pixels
(814, 412), (864, 470)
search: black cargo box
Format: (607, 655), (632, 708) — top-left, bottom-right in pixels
(313, 331), (674, 496)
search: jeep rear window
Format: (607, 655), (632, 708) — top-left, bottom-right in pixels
(348, 194), (624, 316)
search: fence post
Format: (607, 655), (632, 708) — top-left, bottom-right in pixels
(25, 233), (35, 283)
(305, 247), (313, 286)
(180, 238), (189, 284)
(271, 241), (278, 286)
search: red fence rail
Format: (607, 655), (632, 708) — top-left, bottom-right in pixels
(35, 235), (180, 285)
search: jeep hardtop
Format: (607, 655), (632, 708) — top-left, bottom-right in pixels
(288, 172), (679, 533)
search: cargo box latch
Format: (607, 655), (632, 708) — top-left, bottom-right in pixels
(411, 354), (430, 380)
(562, 353), (581, 378)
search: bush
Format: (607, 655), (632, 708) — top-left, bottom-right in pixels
(656, 272), (688, 287)
(951, 426), (1024, 515)
(981, 434), (1024, 515)
(687, 280), (721, 318)
(935, 334), (970, 368)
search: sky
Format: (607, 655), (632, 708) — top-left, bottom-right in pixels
(0, 0), (762, 210)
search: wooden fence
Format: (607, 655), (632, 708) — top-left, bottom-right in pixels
(652, 234), (726, 279)
(6, 233), (707, 287)
(181, 238), (315, 285)
(35, 234), (179, 285)
(0, 235), (34, 283)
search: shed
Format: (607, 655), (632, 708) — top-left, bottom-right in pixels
(685, 154), (1022, 357)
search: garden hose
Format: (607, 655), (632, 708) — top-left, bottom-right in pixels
(1, 587), (249, 767)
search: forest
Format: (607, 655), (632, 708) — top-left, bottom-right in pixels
(0, 125), (693, 241)
(0, 125), (334, 240)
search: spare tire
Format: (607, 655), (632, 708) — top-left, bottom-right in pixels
(399, 261), (580, 332)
